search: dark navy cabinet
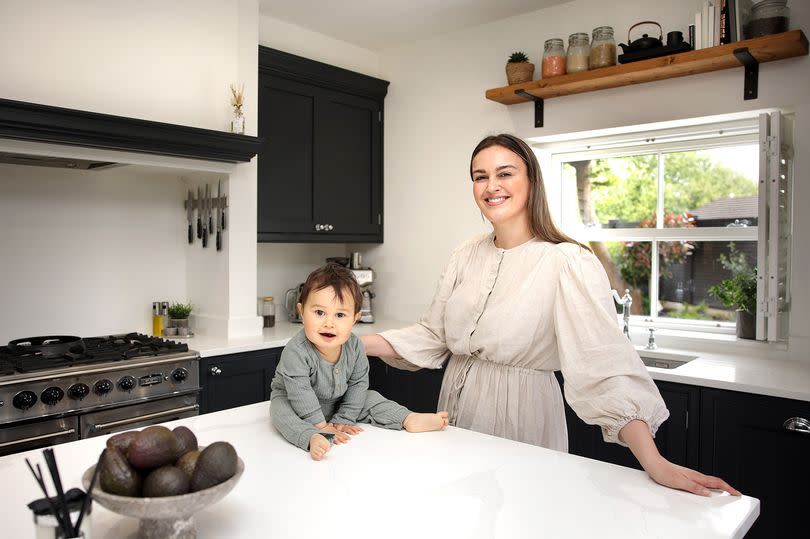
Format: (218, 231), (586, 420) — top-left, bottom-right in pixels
(199, 348), (281, 414)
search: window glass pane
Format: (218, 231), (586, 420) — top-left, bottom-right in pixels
(561, 155), (658, 230)
(587, 240), (650, 316)
(663, 146), (758, 228)
(657, 240), (757, 321)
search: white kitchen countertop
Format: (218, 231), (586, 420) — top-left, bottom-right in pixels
(0, 401), (758, 539)
(186, 320), (810, 403)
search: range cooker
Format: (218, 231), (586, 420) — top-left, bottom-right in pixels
(0, 333), (200, 456)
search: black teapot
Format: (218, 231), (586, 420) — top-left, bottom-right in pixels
(618, 21), (664, 54)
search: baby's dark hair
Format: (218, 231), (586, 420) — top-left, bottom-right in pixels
(299, 263), (363, 314)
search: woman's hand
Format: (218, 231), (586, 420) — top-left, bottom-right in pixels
(645, 455), (741, 497)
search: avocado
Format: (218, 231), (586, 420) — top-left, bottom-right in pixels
(176, 450), (200, 478)
(142, 466), (190, 497)
(172, 426), (198, 456)
(99, 448), (142, 497)
(189, 442), (238, 492)
(126, 426), (180, 469)
(105, 430), (139, 453)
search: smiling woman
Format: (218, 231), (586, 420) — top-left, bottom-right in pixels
(361, 133), (740, 498)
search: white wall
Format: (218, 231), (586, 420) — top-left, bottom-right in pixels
(255, 13), (382, 312)
(373, 0), (810, 360)
(0, 0), (262, 339)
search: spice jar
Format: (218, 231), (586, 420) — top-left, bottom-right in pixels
(566, 32), (590, 73)
(743, 0), (790, 39)
(589, 26), (616, 69)
(542, 38), (566, 78)
(262, 296), (276, 328)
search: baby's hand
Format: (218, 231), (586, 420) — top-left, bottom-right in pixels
(309, 433), (331, 461)
(330, 423), (364, 435)
(318, 424), (351, 444)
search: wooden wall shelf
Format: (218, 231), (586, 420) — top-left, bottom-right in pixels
(485, 30), (808, 127)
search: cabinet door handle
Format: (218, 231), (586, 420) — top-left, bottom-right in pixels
(210, 366), (222, 376)
(783, 417), (810, 434)
(314, 223), (323, 231)
(326, 224), (334, 231)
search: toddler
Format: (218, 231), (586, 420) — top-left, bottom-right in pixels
(270, 263), (449, 460)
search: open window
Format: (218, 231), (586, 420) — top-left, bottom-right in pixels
(540, 113), (792, 342)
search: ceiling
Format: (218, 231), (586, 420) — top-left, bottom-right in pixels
(258, 0), (572, 51)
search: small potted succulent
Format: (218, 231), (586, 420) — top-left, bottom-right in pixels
(506, 51), (535, 85)
(708, 245), (757, 340)
(167, 302), (194, 334)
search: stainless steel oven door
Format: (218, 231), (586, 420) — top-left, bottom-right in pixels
(80, 393), (199, 438)
(0, 416), (80, 457)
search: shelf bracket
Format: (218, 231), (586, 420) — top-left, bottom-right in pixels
(733, 47), (759, 100)
(514, 90), (544, 128)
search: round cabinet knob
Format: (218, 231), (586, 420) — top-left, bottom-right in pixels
(13, 390), (37, 410)
(326, 224), (334, 231)
(209, 366), (222, 376)
(93, 379), (114, 396)
(40, 387), (65, 406)
(118, 376), (137, 392)
(68, 383), (90, 400)
(172, 368), (189, 382)
(314, 224), (323, 231)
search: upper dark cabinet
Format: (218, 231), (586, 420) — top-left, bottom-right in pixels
(258, 47), (388, 243)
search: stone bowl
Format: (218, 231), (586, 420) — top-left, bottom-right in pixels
(81, 453), (244, 539)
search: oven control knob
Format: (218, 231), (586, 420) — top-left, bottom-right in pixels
(94, 379), (114, 396)
(118, 376), (137, 392)
(41, 387), (65, 406)
(68, 383), (90, 400)
(13, 390), (38, 410)
(171, 368), (189, 382)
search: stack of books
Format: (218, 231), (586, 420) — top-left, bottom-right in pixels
(691, 0), (747, 50)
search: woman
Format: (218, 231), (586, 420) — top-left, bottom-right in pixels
(361, 134), (739, 496)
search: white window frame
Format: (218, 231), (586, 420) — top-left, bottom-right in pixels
(538, 118), (775, 337)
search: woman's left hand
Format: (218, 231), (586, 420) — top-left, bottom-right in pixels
(646, 456), (741, 497)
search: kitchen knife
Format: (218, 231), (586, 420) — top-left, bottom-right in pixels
(206, 183), (213, 233)
(218, 179), (226, 230)
(186, 190), (194, 244)
(196, 186), (202, 239)
(216, 182), (222, 251)
(202, 184), (209, 248)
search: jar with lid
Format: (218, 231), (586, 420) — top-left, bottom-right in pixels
(589, 26), (616, 69)
(542, 38), (566, 78)
(262, 296), (276, 328)
(743, 0), (789, 39)
(566, 32), (590, 73)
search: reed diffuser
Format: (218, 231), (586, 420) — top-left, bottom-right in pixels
(229, 83), (245, 134)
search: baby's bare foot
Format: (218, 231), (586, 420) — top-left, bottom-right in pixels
(309, 433), (331, 461)
(403, 411), (449, 433)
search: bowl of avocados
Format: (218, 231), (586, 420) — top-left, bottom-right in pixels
(82, 425), (244, 539)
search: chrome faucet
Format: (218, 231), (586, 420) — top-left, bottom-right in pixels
(611, 288), (632, 338)
(645, 327), (658, 350)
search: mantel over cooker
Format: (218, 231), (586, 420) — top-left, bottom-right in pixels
(0, 97), (262, 164)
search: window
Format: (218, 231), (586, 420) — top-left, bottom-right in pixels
(540, 113), (792, 341)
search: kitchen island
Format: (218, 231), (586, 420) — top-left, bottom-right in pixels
(1, 401), (758, 538)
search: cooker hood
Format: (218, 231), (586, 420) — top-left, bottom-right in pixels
(0, 98), (262, 168)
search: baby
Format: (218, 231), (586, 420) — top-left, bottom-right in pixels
(270, 263), (449, 460)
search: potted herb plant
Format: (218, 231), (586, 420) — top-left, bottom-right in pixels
(506, 51), (535, 85)
(708, 244), (757, 340)
(167, 302), (193, 330)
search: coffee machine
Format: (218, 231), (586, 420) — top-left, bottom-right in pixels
(284, 252), (375, 323)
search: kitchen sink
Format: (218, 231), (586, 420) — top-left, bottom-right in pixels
(636, 349), (698, 369)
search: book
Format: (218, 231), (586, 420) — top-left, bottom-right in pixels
(728, 0), (738, 42)
(702, 1), (710, 49)
(695, 11), (703, 49)
(714, 0), (721, 46)
(719, 0), (730, 44)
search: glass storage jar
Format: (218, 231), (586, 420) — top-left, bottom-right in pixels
(566, 32), (590, 73)
(743, 0), (789, 39)
(589, 26), (616, 69)
(542, 38), (566, 78)
(262, 296), (276, 328)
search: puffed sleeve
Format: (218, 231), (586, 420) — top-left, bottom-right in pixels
(377, 245), (463, 370)
(554, 248), (669, 446)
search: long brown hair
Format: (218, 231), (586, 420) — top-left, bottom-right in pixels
(470, 133), (590, 251)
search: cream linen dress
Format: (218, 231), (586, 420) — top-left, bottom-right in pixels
(380, 233), (669, 452)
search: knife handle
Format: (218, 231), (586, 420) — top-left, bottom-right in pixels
(209, 215), (213, 232)
(202, 227), (208, 248)
(197, 217), (202, 239)
(216, 230), (222, 251)
(221, 210), (226, 230)
(188, 224), (193, 244)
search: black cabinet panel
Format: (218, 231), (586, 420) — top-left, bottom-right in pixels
(700, 388), (810, 538)
(368, 357), (445, 413)
(200, 348), (281, 414)
(258, 47), (388, 243)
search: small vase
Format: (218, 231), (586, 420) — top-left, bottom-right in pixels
(505, 62), (535, 85)
(736, 310), (756, 340)
(230, 113), (245, 134)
